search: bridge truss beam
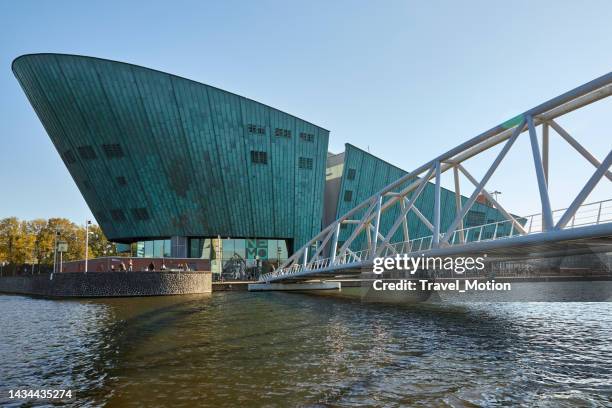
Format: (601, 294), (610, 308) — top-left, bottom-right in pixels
(264, 72), (612, 283)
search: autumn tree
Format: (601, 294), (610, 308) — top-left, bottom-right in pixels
(0, 217), (119, 271)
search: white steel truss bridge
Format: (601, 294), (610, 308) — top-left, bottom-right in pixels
(260, 72), (612, 284)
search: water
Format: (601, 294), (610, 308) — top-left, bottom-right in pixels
(1, 290), (611, 407)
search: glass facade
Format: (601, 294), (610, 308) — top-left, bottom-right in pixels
(136, 239), (171, 258)
(188, 237), (289, 280)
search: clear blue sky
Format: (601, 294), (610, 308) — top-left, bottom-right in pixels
(1, 0), (611, 226)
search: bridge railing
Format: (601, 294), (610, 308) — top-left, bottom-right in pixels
(261, 199), (612, 282)
(378, 198), (612, 256)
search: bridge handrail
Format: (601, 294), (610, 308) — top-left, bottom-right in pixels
(261, 198), (612, 282)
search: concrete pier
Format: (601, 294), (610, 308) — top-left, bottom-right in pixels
(248, 281), (341, 292)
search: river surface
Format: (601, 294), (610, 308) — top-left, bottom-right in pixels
(1, 289), (611, 407)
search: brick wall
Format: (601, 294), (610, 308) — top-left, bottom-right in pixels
(0, 271), (212, 297)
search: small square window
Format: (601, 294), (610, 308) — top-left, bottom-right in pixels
(343, 190), (353, 202)
(116, 176), (127, 186)
(466, 210), (486, 226)
(131, 207), (150, 221)
(102, 144), (124, 159)
(298, 157), (313, 170)
(299, 132), (314, 142)
(63, 150), (76, 164)
(110, 209), (126, 222)
(95, 211), (108, 223)
(77, 145), (97, 160)
(247, 124), (265, 134)
(347, 168), (356, 180)
(250, 150), (268, 164)
(274, 128), (291, 138)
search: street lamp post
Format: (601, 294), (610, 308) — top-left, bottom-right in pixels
(85, 220), (92, 273)
(52, 229), (60, 275)
(490, 190), (502, 202)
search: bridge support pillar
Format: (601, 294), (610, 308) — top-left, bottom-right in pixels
(248, 281), (341, 292)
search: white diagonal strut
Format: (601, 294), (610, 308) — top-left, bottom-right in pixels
(375, 166), (435, 256)
(555, 151), (612, 229)
(440, 118), (526, 245)
(456, 164), (527, 235)
(548, 120), (612, 182)
(527, 115), (554, 231)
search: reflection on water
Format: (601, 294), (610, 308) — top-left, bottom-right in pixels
(0, 291), (611, 407)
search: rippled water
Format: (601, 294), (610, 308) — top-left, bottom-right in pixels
(1, 290), (611, 407)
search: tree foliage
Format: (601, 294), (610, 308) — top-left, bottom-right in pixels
(0, 217), (118, 267)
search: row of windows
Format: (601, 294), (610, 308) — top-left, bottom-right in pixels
(340, 170), (358, 202)
(83, 176), (127, 191)
(108, 207), (150, 222)
(250, 151), (314, 169)
(62, 143), (125, 164)
(248, 124), (315, 142)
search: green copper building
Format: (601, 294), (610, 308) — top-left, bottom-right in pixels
(13, 53), (508, 277)
(324, 144), (514, 250)
(13, 53), (329, 275)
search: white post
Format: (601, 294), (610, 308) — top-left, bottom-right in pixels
(85, 220), (91, 273)
(433, 160), (442, 247)
(453, 165), (465, 243)
(542, 122), (549, 183)
(597, 201), (603, 224)
(52, 229), (58, 275)
(527, 116), (554, 231)
(371, 196), (383, 255)
(399, 199), (410, 244)
(330, 222), (341, 263)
